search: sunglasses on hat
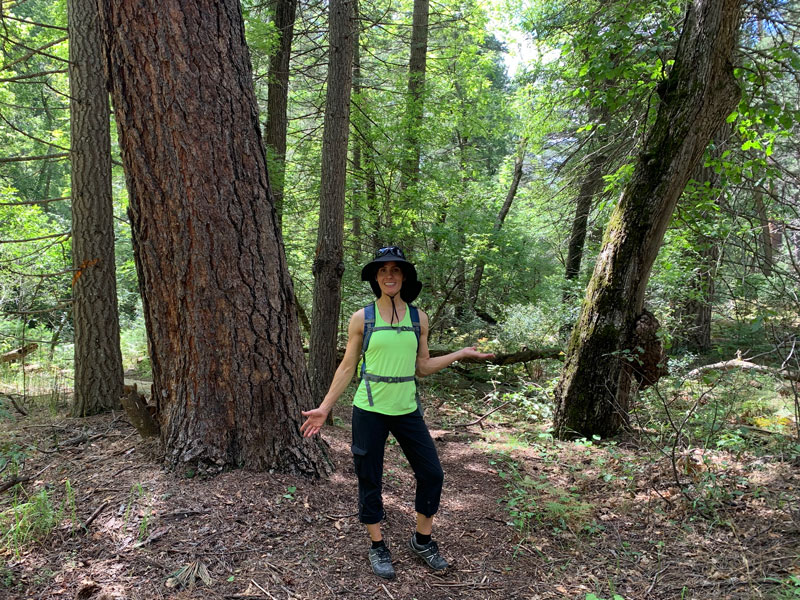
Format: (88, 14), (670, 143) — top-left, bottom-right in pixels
(376, 246), (406, 259)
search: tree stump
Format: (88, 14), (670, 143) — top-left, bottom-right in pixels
(121, 385), (160, 438)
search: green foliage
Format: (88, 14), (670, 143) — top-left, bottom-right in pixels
(0, 481), (77, 554)
(493, 451), (595, 536)
(770, 575), (800, 599)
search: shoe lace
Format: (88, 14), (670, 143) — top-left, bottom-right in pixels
(372, 546), (391, 564)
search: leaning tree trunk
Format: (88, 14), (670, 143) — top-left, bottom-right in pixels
(68, 0), (124, 417)
(553, 0), (743, 439)
(468, 137), (527, 310)
(308, 0), (354, 416)
(263, 0), (297, 230)
(564, 91), (612, 288)
(97, 0), (330, 476)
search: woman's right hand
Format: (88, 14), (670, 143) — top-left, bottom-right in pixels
(300, 407), (329, 438)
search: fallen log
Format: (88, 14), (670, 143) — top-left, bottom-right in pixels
(0, 393), (27, 416)
(322, 346), (565, 366)
(686, 358), (800, 382)
(0, 343), (38, 363)
(452, 347), (564, 365)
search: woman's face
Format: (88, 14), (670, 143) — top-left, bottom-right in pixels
(376, 261), (405, 297)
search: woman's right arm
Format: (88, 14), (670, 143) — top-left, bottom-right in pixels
(300, 309), (364, 437)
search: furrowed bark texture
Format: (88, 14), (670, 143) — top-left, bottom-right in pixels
(97, 0), (330, 476)
(68, 0), (124, 417)
(553, 0), (743, 438)
(309, 0), (354, 408)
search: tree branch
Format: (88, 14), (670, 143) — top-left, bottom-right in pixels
(0, 69), (68, 82)
(0, 152), (69, 163)
(686, 357), (800, 382)
(0, 230), (71, 243)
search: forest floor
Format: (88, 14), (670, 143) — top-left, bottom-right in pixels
(1, 376), (799, 600)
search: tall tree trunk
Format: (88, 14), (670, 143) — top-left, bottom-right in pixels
(564, 80), (612, 287)
(261, 0), (309, 336)
(553, 0), (743, 439)
(468, 138), (527, 309)
(564, 150), (606, 282)
(309, 0), (354, 412)
(399, 0), (429, 192)
(68, 0), (124, 417)
(263, 0), (297, 230)
(97, 0), (330, 476)
(679, 126), (729, 353)
(350, 0), (364, 251)
(753, 190), (774, 276)
(683, 242), (717, 352)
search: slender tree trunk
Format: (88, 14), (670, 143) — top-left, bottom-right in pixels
(68, 0), (124, 417)
(468, 138), (527, 309)
(264, 0), (297, 230)
(564, 150), (606, 282)
(679, 126), (729, 353)
(553, 0), (743, 439)
(683, 242), (717, 352)
(399, 0), (429, 192)
(564, 89), (612, 287)
(308, 0), (354, 411)
(261, 0), (309, 336)
(97, 0), (330, 476)
(754, 190), (774, 276)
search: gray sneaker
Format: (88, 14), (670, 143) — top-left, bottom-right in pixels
(368, 545), (396, 580)
(409, 536), (449, 571)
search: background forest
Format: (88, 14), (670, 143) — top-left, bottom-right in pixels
(1, 0), (799, 598)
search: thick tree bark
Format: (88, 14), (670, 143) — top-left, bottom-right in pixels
(308, 0), (354, 410)
(399, 0), (429, 192)
(263, 0), (297, 230)
(97, 0), (330, 476)
(553, 0), (743, 439)
(68, 0), (124, 417)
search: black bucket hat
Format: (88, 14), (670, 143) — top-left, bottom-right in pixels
(360, 246), (422, 303)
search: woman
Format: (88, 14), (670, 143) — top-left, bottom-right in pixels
(300, 246), (494, 580)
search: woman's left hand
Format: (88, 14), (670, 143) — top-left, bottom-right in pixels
(460, 346), (495, 361)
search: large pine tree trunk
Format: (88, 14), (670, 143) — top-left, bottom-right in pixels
(553, 0), (743, 439)
(263, 0), (297, 230)
(68, 0), (124, 417)
(308, 0), (354, 410)
(97, 0), (330, 476)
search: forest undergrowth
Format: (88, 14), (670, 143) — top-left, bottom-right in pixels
(0, 342), (799, 600)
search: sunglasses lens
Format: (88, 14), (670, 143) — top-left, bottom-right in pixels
(377, 246), (404, 259)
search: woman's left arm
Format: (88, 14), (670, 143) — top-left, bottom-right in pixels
(415, 310), (494, 377)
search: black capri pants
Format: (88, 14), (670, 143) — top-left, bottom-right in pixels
(351, 405), (444, 525)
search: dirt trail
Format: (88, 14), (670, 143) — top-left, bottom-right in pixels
(1, 402), (798, 600)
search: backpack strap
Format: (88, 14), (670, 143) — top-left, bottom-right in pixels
(360, 302), (421, 407)
(408, 304), (420, 349)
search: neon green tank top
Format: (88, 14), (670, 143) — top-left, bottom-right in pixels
(352, 302), (418, 415)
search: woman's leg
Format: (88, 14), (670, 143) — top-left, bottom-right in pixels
(351, 406), (390, 526)
(389, 409), (444, 521)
